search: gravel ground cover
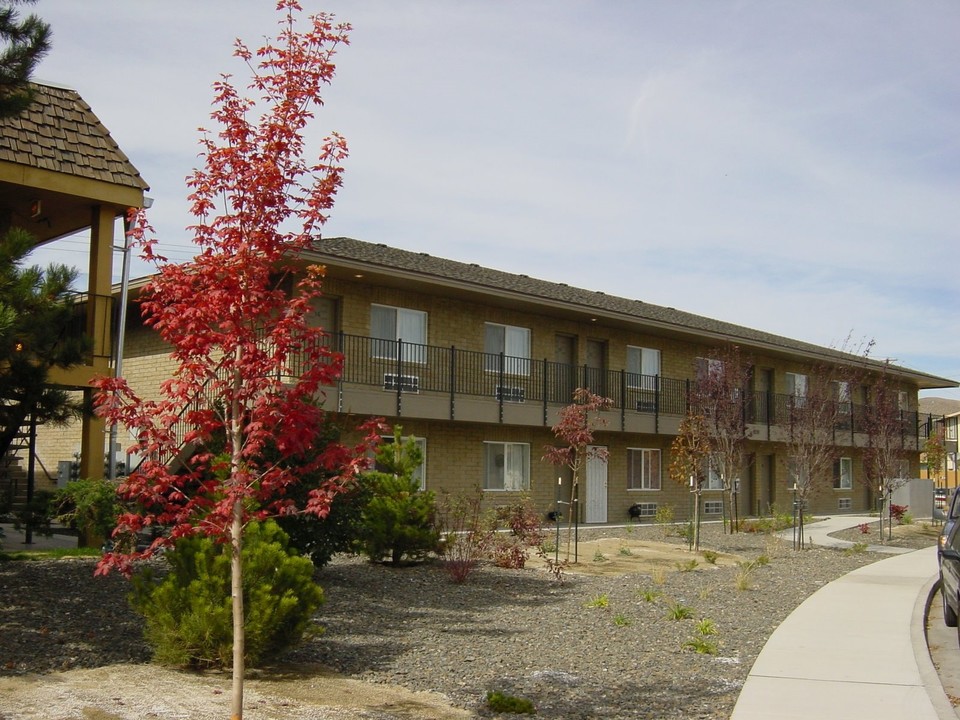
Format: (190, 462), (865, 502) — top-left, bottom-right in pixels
(0, 521), (937, 719)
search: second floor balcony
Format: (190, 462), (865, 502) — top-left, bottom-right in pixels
(285, 333), (937, 451)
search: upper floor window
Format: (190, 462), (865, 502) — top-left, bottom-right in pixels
(371, 305), (427, 363)
(484, 323), (530, 376)
(628, 448), (661, 490)
(898, 391), (909, 412)
(627, 347), (660, 390)
(948, 417), (958, 442)
(786, 372), (807, 399)
(483, 442), (530, 491)
(834, 457), (853, 490)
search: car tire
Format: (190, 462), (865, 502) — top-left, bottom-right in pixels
(945, 589), (959, 628)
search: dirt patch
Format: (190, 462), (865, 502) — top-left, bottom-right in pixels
(527, 535), (743, 576)
(0, 663), (473, 719)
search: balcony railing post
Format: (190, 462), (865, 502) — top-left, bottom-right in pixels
(449, 345), (456, 421)
(619, 369), (626, 431)
(396, 339), (404, 417)
(543, 358), (549, 425)
(498, 351), (506, 423)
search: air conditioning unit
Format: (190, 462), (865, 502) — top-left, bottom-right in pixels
(636, 399), (657, 413)
(496, 386), (525, 403)
(383, 373), (420, 392)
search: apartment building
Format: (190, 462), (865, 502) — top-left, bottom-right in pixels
(34, 236), (956, 524)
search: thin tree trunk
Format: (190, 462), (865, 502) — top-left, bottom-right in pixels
(230, 350), (245, 720)
(231, 499), (245, 720)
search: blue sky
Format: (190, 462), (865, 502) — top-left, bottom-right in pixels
(26, 0), (960, 397)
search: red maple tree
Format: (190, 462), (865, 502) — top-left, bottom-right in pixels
(92, 4), (379, 717)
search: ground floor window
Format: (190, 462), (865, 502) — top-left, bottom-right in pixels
(703, 500), (723, 515)
(483, 442), (530, 491)
(627, 448), (661, 490)
(705, 454), (725, 490)
(834, 457), (852, 490)
(838, 498), (852, 510)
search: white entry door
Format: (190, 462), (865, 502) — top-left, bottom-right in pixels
(585, 446), (608, 524)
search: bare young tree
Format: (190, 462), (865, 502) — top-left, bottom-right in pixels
(692, 345), (753, 533)
(668, 410), (711, 551)
(782, 362), (851, 549)
(543, 387), (612, 560)
(861, 361), (913, 541)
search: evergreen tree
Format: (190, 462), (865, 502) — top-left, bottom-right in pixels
(360, 429), (439, 565)
(0, 0), (51, 118)
(0, 228), (86, 462)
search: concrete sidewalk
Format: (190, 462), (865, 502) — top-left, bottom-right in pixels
(0, 522), (79, 550)
(779, 514), (916, 554)
(731, 540), (951, 719)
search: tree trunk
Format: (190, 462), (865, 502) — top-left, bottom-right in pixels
(231, 499), (244, 720)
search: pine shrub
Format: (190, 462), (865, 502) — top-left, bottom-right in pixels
(130, 520), (323, 669)
(359, 430), (440, 564)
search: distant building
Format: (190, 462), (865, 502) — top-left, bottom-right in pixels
(919, 397), (960, 488)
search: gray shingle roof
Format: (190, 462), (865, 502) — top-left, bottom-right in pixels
(311, 236), (955, 386)
(0, 82), (148, 191)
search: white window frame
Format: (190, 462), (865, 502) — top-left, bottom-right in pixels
(483, 442), (530, 491)
(704, 500), (723, 515)
(371, 305), (427, 363)
(484, 323), (531, 377)
(627, 448), (661, 490)
(835, 457), (853, 490)
(627, 346), (660, 390)
(948, 418), (958, 442)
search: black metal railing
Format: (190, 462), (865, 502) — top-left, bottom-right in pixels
(298, 333), (938, 444)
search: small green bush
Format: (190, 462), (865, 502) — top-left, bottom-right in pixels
(585, 593), (609, 609)
(53, 478), (120, 547)
(666, 602), (693, 620)
(702, 550), (718, 564)
(131, 520), (323, 669)
(487, 690), (535, 714)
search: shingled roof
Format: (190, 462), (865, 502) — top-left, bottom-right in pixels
(0, 82), (148, 191)
(309, 236), (956, 388)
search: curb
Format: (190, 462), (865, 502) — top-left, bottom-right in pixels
(918, 575), (958, 720)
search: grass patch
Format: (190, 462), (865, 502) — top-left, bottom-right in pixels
(0, 547), (100, 562)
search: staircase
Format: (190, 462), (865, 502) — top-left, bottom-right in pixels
(0, 426), (30, 514)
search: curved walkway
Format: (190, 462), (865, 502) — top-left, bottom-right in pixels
(732, 517), (951, 720)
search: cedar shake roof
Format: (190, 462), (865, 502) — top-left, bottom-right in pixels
(0, 82), (148, 191)
(309, 236), (957, 389)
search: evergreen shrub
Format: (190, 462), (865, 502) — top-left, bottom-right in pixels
(130, 520), (323, 668)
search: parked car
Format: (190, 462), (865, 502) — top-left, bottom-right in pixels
(941, 488), (960, 558)
(938, 498), (960, 640)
